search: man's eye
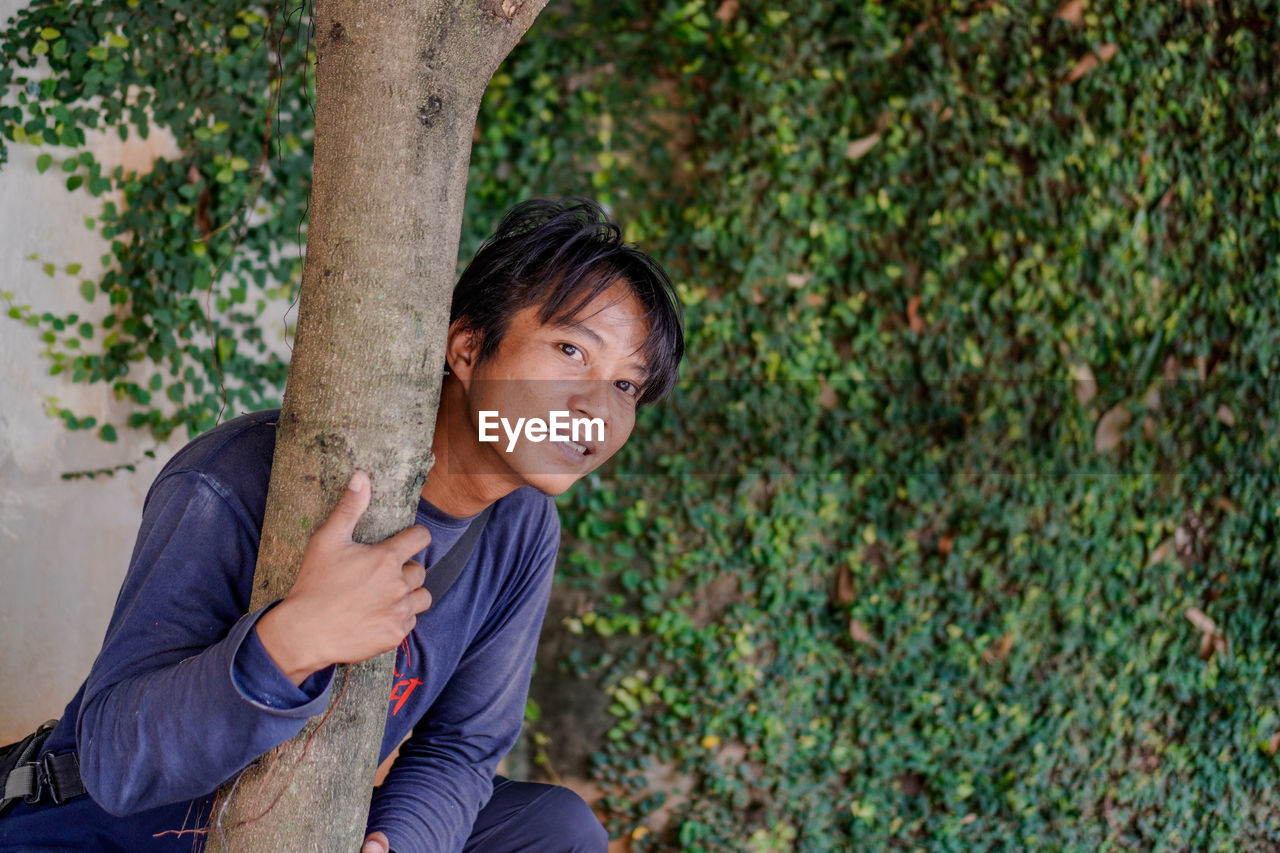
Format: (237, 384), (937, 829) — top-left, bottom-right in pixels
(558, 343), (583, 361)
(615, 380), (640, 398)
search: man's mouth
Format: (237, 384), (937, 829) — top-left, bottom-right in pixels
(556, 438), (593, 457)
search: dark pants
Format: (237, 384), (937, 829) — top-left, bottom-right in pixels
(0, 776), (607, 852)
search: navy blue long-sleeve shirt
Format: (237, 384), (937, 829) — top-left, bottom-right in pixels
(26, 410), (560, 852)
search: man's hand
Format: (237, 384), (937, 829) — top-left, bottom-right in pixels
(362, 831), (391, 853)
(256, 470), (433, 685)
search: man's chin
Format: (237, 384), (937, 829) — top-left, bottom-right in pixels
(525, 474), (579, 497)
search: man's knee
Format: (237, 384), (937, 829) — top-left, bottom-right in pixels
(538, 786), (608, 852)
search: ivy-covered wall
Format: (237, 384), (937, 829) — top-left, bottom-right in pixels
(4, 0), (1279, 849)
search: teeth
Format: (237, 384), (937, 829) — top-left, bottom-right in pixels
(554, 438), (589, 455)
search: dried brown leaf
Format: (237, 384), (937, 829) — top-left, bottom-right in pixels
(983, 632), (1013, 664)
(1065, 53), (1099, 83)
(714, 0), (739, 22)
(849, 619), (875, 646)
(1147, 539), (1172, 566)
(1095, 404), (1131, 452)
(1175, 525), (1192, 554)
(786, 273), (810, 289)
(938, 531), (954, 557)
(818, 379), (839, 411)
(1216, 405), (1236, 427)
(1186, 607), (1217, 636)
(1198, 631), (1215, 661)
(1269, 732), (1280, 755)
(834, 565), (855, 604)
(846, 133), (881, 161)
(907, 295), (924, 334)
(1056, 0), (1085, 25)
(1065, 44), (1118, 83)
(1071, 363), (1097, 405)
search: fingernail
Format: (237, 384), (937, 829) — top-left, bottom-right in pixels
(348, 471), (365, 492)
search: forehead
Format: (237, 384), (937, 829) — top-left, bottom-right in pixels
(524, 285), (651, 366)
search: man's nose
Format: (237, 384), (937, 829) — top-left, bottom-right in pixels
(567, 381), (609, 423)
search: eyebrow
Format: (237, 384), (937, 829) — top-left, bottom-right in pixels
(555, 320), (651, 380)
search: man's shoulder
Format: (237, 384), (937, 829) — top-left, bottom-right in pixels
(147, 409), (279, 521)
(488, 486), (561, 543)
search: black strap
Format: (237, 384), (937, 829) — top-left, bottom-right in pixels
(421, 504), (493, 604)
(1, 719), (85, 814)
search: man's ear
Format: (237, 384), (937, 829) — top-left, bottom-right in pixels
(445, 320), (479, 387)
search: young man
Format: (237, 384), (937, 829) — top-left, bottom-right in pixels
(0, 198), (684, 852)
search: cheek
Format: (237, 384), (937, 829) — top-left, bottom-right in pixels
(609, 410), (637, 451)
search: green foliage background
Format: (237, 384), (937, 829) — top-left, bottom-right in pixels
(4, 0), (1280, 849)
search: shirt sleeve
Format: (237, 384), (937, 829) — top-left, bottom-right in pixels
(365, 505), (560, 853)
(76, 470), (334, 816)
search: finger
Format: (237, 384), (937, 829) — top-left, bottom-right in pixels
(402, 560), (427, 590)
(406, 587), (433, 614)
(362, 833), (389, 853)
(321, 470), (371, 542)
(387, 524), (432, 561)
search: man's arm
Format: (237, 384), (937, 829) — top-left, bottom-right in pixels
(364, 501), (560, 853)
(76, 469), (430, 815)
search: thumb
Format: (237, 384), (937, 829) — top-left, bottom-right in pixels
(361, 831), (389, 853)
(324, 470), (371, 541)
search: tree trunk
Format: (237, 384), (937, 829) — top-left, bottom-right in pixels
(205, 1), (546, 849)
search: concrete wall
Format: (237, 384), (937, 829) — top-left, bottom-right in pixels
(0, 0), (186, 741)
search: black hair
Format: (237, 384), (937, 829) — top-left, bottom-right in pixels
(450, 198), (685, 406)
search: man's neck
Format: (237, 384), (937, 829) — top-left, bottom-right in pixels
(419, 374), (522, 517)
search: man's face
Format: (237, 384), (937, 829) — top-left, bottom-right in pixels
(453, 283), (650, 496)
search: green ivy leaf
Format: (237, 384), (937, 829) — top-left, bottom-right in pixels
(79, 279), (95, 302)
(98, 423), (118, 442)
(35, 153), (52, 173)
(106, 33), (129, 49)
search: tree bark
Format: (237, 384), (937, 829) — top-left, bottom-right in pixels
(205, 1), (546, 849)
